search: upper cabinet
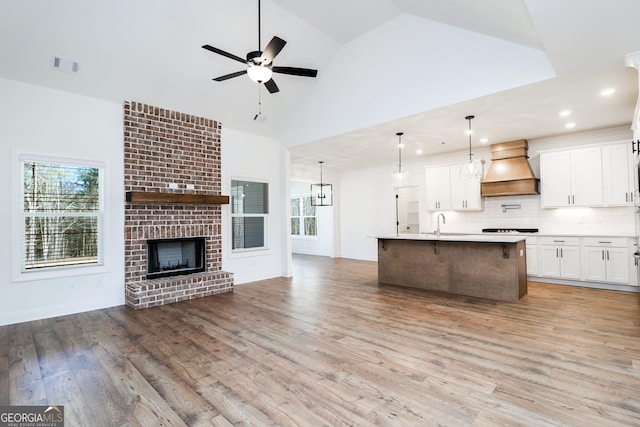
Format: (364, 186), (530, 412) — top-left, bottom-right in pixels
(449, 164), (482, 210)
(425, 165), (482, 211)
(425, 166), (451, 211)
(540, 146), (603, 207)
(602, 142), (636, 206)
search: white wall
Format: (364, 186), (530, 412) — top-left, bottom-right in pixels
(0, 78), (125, 326)
(221, 128), (286, 284)
(283, 13), (554, 147)
(338, 126), (636, 261)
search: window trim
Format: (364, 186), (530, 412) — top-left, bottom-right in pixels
(230, 177), (270, 253)
(11, 152), (106, 282)
(290, 194), (318, 239)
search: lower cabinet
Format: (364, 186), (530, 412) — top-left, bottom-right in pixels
(538, 237), (580, 279)
(581, 238), (629, 284)
(529, 235), (637, 286)
(525, 237), (538, 276)
(630, 240), (639, 286)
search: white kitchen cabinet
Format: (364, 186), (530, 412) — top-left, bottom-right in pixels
(540, 147), (603, 207)
(538, 237), (580, 279)
(525, 236), (538, 276)
(425, 166), (450, 211)
(602, 142), (636, 206)
(630, 239), (639, 286)
(449, 165), (482, 211)
(581, 237), (629, 284)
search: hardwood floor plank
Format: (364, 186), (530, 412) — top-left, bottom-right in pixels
(0, 325), (8, 405)
(8, 323), (46, 405)
(2, 255), (640, 425)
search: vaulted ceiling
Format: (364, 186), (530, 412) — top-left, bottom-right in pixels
(1, 1), (639, 170)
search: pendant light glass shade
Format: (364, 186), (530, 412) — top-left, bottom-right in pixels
(462, 115), (483, 180)
(392, 132), (409, 187)
(310, 161), (332, 206)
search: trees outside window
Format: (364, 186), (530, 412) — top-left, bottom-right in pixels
(291, 195), (317, 237)
(22, 160), (102, 270)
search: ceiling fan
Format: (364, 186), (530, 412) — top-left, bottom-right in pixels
(202, 0), (318, 94)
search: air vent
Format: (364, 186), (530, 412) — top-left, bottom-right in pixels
(52, 56), (79, 73)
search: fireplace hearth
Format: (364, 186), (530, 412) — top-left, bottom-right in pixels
(147, 237), (205, 279)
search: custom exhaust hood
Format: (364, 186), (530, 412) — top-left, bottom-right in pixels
(481, 139), (540, 197)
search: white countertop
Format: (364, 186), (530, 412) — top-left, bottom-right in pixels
(375, 233), (525, 243)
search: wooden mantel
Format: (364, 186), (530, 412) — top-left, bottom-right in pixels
(125, 191), (229, 205)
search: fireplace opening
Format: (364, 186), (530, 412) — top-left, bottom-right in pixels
(147, 237), (206, 279)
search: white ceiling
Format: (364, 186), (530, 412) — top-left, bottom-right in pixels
(1, 0), (639, 172)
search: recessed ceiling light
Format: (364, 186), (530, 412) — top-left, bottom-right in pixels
(565, 122), (576, 128)
(559, 110), (571, 117)
(480, 138), (488, 144)
(416, 149), (423, 155)
(600, 88), (615, 97)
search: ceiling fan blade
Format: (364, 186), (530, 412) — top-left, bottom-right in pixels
(202, 44), (246, 64)
(213, 70), (247, 81)
(273, 66), (318, 78)
(264, 78), (279, 94)
(261, 36), (287, 64)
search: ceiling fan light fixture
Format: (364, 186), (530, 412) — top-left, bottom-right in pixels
(247, 65), (273, 83)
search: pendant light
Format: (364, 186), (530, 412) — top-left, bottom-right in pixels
(310, 161), (332, 206)
(462, 115), (483, 180)
(392, 132), (409, 188)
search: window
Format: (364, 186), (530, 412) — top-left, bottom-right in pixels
(290, 195), (317, 236)
(231, 180), (268, 251)
(22, 159), (102, 270)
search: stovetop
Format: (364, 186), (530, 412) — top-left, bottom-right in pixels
(482, 228), (539, 233)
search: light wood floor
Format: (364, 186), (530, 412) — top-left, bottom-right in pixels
(2, 255), (640, 426)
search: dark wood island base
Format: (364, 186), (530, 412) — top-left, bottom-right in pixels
(377, 236), (527, 302)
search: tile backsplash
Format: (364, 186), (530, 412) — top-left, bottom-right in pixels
(430, 194), (636, 236)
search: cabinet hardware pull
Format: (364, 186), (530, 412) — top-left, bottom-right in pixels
(568, 195), (571, 204)
(561, 248), (563, 257)
(553, 240), (565, 243)
(556, 248), (559, 258)
(626, 193), (629, 203)
(606, 250), (609, 261)
(602, 250), (605, 260)
(598, 241), (612, 244)
(633, 139), (637, 154)
(572, 195), (575, 204)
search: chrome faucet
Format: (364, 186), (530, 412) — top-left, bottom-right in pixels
(435, 213), (446, 238)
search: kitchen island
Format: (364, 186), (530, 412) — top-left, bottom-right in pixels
(377, 234), (527, 302)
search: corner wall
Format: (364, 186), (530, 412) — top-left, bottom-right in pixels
(0, 78), (125, 326)
(221, 128), (287, 284)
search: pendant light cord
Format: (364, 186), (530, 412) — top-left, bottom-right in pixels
(465, 116), (475, 163)
(396, 132), (404, 173)
(257, 0), (261, 50)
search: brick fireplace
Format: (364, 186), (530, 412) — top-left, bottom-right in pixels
(123, 101), (233, 309)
